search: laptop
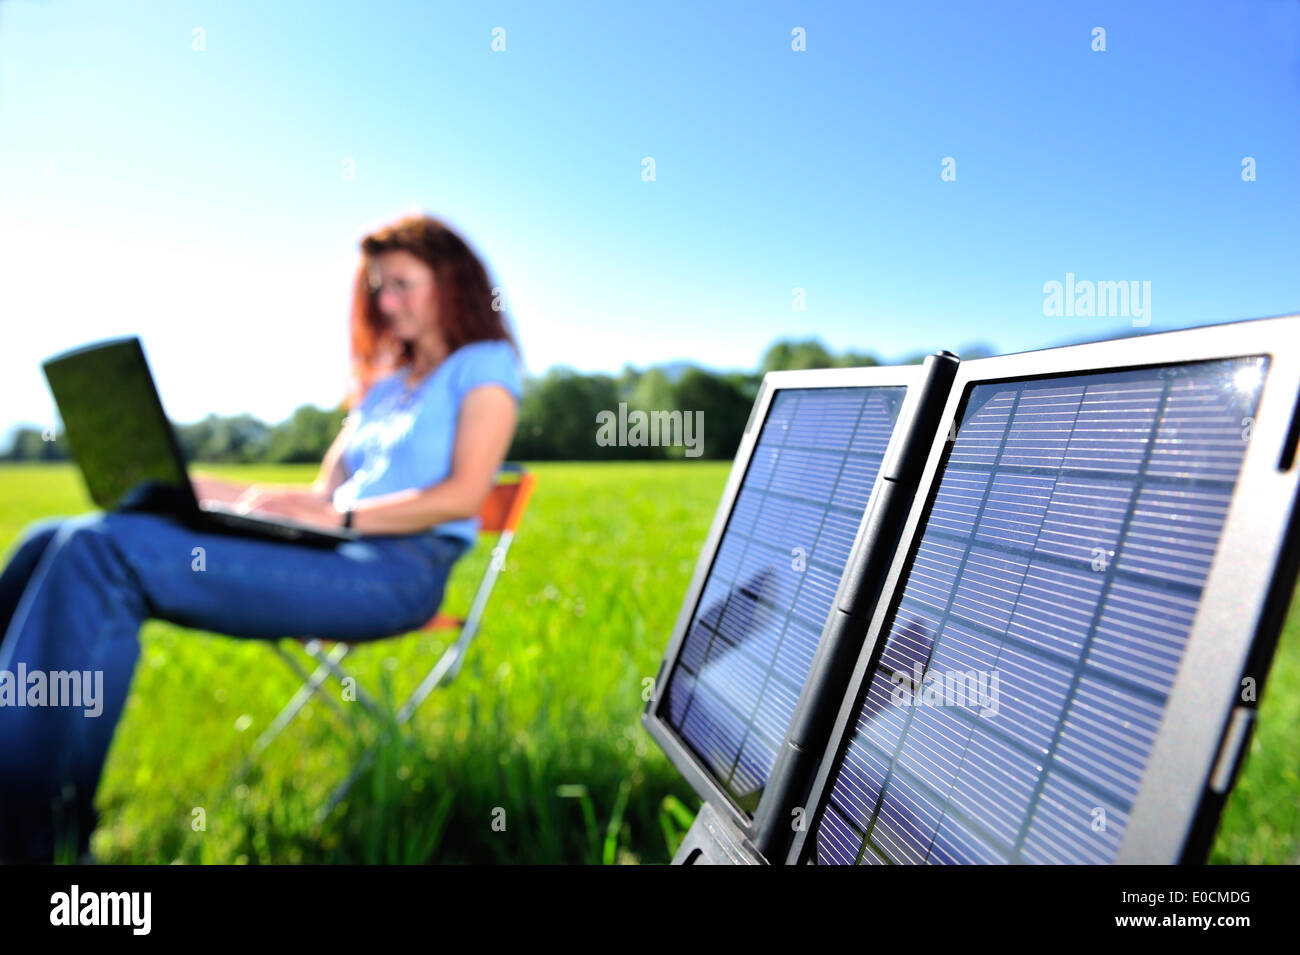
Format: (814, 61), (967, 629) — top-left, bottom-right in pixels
(41, 336), (359, 548)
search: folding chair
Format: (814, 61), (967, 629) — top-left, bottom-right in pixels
(251, 463), (537, 820)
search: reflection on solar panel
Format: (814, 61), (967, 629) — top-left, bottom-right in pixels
(813, 357), (1268, 863)
(664, 386), (907, 812)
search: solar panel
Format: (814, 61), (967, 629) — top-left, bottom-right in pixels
(805, 356), (1270, 864)
(659, 383), (908, 813)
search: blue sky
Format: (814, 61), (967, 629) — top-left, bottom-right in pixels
(1, 0), (1297, 437)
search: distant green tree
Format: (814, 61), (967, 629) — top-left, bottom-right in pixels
(265, 405), (346, 464)
(0, 427), (68, 461)
(895, 351), (929, 365)
(510, 369), (625, 460)
(629, 367), (674, 416)
(176, 413), (272, 463)
(834, 350), (882, 368)
(2, 336), (1007, 466)
(616, 363), (642, 398)
(760, 339), (836, 373)
(671, 368), (752, 459)
(723, 371), (763, 406)
(953, 341), (997, 360)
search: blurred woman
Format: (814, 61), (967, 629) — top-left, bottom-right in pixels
(0, 213), (522, 862)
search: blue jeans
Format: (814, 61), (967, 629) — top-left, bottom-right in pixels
(0, 509), (470, 862)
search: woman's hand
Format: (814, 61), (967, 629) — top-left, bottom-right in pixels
(233, 485), (344, 529)
(190, 471), (250, 506)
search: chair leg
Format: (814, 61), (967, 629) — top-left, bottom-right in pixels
(394, 529), (517, 725)
(315, 748), (377, 824)
(289, 514), (528, 824)
(318, 573), (509, 821)
(450, 529), (515, 681)
(294, 641), (405, 824)
(394, 642), (464, 726)
(301, 639), (388, 721)
(254, 641), (352, 755)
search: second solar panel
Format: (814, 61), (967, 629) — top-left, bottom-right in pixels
(800, 355), (1271, 863)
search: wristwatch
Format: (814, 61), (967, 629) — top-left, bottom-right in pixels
(342, 507), (355, 530)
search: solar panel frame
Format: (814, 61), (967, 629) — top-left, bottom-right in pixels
(787, 314), (1300, 864)
(642, 363), (927, 842)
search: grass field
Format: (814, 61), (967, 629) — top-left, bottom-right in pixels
(0, 462), (1296, 864)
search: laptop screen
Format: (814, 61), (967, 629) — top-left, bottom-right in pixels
(42, 337), (196, 514)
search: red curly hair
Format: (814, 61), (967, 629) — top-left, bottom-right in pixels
(345, 213), (518, 409)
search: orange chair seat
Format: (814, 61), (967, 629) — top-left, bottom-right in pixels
(422, 613), (466, 631)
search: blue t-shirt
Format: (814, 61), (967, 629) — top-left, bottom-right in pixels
(332, 340), (523, 545)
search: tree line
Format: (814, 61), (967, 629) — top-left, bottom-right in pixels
(2, 338), (992, 464)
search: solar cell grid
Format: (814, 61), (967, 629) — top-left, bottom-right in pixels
(664, 385), (906, 812)
(813, 356), (1268, 863)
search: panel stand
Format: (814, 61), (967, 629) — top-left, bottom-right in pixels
(671, 803), (766, 865)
